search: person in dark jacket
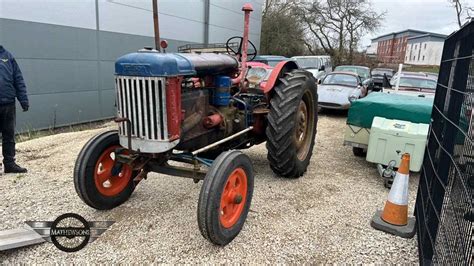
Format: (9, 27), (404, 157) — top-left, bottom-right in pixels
(0, 45), (28, 173)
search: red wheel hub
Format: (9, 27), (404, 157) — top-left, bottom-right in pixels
(94, 145), (132, 197)
(220, 168), (248, 228)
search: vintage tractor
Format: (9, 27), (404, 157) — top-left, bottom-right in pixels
(74, 3), (318, 246)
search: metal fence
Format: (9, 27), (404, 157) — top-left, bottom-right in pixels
(415, 21), (473, 265)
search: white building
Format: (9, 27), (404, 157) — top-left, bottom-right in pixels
(366, 42), (378, 57)
(404, 33), (446, 66)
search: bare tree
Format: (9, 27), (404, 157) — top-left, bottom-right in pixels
(296, 0), (384, 64)
(453, 0), (464, 27)
(296, 0), (345, 61)
(450, 0), (473, 28)
(344, 0), (383, 63)
(260, 0), (306, 56)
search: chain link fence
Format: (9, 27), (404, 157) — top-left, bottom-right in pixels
(415, 21), (473, 265)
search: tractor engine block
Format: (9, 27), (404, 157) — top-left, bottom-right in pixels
(114, 50), (257, 154)
(176, 86), (246, 151)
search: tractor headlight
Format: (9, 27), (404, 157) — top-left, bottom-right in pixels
(348, 95), (358, 103)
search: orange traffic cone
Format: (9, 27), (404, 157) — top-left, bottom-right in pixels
(381, 153), (410, 225)
(371, 153), (416, 238)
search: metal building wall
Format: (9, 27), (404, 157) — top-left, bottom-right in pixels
(0, 0), (262, 132)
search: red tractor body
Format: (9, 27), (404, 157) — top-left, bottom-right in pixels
(74, 3), (318, 246)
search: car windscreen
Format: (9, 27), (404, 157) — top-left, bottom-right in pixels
(294, 58), (322, 69)
(371, 69), (392, 77)
(322, 73), (358, 87)
(334, 66), (370, 80)
(390, 77), (437, 90)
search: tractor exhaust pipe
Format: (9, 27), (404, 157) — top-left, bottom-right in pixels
(232, 3), (253, 85)
(152, 0), (161, 52)
(240, 4), (253, 73)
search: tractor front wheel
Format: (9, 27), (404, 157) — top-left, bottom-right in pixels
(197, 150), (254, 245)
(74, 130), (137, 210)
(266, 69), (318, 178)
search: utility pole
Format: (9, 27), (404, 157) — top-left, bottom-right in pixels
(152, 0), (161, 51)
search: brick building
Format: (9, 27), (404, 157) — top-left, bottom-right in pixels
(371, 29), (430, 64)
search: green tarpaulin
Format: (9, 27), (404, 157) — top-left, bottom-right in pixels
(347, 92), (434, 128)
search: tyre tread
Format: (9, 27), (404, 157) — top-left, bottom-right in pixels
(266, 70), (318, 178)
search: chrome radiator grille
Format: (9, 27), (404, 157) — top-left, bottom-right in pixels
(115, 76), (168, 141)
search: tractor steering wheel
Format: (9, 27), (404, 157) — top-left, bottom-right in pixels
(226, 36), (257, 61)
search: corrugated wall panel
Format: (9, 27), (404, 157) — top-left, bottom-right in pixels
(0, 0), (262, 133)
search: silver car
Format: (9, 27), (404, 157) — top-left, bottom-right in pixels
(292, 55), (333, 80)
(317, 71), (368, 110)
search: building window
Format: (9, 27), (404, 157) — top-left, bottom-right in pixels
(422, 55), (425, 61)
(424, 43), (427, 49)
(415, 44), (417, 49)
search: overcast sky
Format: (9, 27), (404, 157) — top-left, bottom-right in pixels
(361, 0), (470, 47)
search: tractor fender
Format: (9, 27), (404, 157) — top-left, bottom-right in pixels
(262, 60), (299, 94)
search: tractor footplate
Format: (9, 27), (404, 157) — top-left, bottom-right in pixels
(148, 163), (207, 180)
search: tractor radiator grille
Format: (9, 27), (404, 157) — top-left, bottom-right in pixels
(115, 76), (168, 141)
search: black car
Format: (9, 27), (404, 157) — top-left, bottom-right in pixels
(371, 68), (394, 91)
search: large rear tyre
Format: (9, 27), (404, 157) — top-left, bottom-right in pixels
(266, 69), (318, 178)
(74, 130), (137, 210)
(197, 150), (254, 246)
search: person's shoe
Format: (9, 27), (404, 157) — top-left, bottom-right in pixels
(4, 163), (28, 173)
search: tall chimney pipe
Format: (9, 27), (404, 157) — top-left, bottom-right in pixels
(152, 0), (161, 52)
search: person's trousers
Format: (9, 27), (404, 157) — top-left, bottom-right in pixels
(0, 103), (16, 166)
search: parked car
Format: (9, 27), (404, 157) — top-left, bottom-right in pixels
(383, 73), (437, 98)
(371, 68), (394, 91)
(334, 65), (375, 91)
(291, 55), (333, 80)
(334, 65), (371, 80)
(424, 72), (439, 80)
(252, 55), (289, 67)
(391, 71), (435, 81)
(317, 71), (369, 110)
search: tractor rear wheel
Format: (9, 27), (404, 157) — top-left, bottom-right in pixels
(74, 130), (137, 210)
(266, 69), (318, 178)
(197, 150), (254, 245)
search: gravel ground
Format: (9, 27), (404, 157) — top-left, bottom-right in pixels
(0, 113), (419, 264)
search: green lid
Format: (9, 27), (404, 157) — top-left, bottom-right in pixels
(347, 92), (434, 128)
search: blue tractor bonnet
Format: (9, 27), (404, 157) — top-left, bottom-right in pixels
(115, 51), (196, 77)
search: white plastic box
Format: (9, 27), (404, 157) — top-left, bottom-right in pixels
(366, 117), (429, 172)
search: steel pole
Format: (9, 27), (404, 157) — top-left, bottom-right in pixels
(152, 0), (160, 52)
(395, 63), (403, 92)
